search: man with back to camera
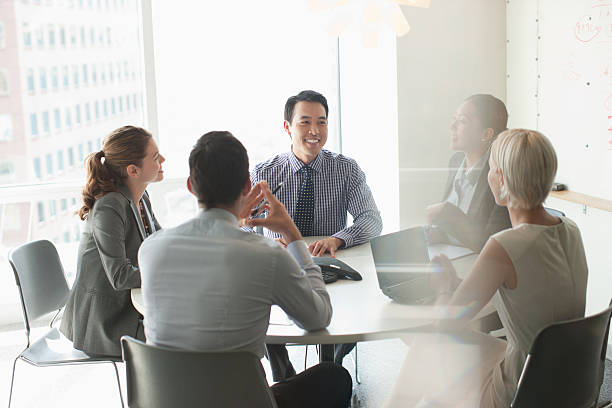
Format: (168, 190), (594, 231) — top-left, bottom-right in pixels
(250, 90), (383, 379)
(138, 131), (352, 408)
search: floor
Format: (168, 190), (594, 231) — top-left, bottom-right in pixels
(1, 321), (611, 407)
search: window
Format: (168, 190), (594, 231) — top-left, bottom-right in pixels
(69, 25), (76, 46)
(63, 231), (70, 243)
(62, 66), (69, 88)
(33, 157), (41, 179)
(67, 147), (74, 166)
(45, 153), (53, 175)
(35, 26), (43, 48)
(89, 27), (95, 45)
(42, 111), (50, 134)
(51, 66), (58, 90)
(0, 161), (15, 177)
(23, 23), (31, 47)
(92, 65), (97, 84)
(0, 114), (13, 141)
(80, 26), (86, 47)
(48, 24), (55, 47)
(60, 198), (68, 212)
(39, 67), (47, 91)
(72, 65), (79, 87)
(78, 143), (84, 162)
(57, 151), (64, 171)
(85, 102), (91, 122)
(125, 94), (130, 112)
(108, 63), (114, 82)
(59, 26), (66, 46)
(103, 99), (108, 117)
(0, 69), (8, 95)
(133, 93), (138, 111)
(75, 104), (81, 125)
(37, 202), (45, 223)
(0, 22), (5, 49)
(87, 140), (93, 153)
(82, 64), (88, 85)
(30, 113), (38, 137)
(65, 107), (72, 128)
(106, 26), (111, 45)
(54, 108), (61, 131)
(111, 98), (115, 114)
(96, 138), (101, 150)
(124, 61), (128, 78)
(116, 61), (121, 81)
(100, 63), (106, 83)
(118, 96), (123, 113)
(94, 100), (100, 119)
(27, 68), (34, 92)
(49, 200), (57, 217)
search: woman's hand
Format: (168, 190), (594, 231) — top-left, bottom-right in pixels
(430, 254), (461, 296)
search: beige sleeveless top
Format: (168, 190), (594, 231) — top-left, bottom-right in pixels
(482, 216), (588, 407)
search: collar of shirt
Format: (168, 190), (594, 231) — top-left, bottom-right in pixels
(197, 207), (239, 227)
(457, 150), (488, 187)
(288, 149), (325, 174)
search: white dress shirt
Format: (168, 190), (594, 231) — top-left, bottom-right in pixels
(138, 208), (332, 358)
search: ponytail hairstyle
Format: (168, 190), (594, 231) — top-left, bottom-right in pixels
(78, 126), (152, 220)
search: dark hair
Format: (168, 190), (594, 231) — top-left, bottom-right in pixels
(188, 131), (250, 208)
(464, 94), (508, 137)
(78, 126), (152, 220)
(284, 90), (329, 124)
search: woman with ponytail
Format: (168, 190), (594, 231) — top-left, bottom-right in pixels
(60, 125), (165, 357)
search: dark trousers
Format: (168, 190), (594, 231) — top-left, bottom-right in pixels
(266, 343), (356, 381)
(271, 362), (352, 408)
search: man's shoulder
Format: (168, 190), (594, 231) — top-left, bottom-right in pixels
(252, 152), (291, 173)
(319, 149), (362, 175)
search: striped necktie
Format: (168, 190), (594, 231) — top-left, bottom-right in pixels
(294, 165), (314, 236)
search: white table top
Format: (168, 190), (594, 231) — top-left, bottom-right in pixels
(132, 238), (486, 345)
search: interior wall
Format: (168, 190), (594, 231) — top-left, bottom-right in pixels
(396, 0), (507, 229)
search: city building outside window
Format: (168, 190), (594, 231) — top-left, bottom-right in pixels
(37, 202), (45, 223)
(57, 151), (64, 171)
(42, 110), (50, 134)
(29, 113), (38, 137)
(33, 157), (41, 179)
(0, 114), (12, 141)
(45, 153), (53, 175)
(22, 23), (31, 48)
(51, 66), (58, 90)
(54, 108), (61, 131)
(27, 68), (34, 92)
(39, 67), (47, 91)
(0, 22), (5, 49)
(0, 69), (8, 96)
(48, 24), (55, 47)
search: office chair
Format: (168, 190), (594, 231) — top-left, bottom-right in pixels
(7, 239), (124, 407)
(121, 336), (278, 408)
(510, 301), (612, 408)
(544, 207), (565, 217)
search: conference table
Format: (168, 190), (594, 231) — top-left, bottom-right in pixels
(131, 238), (491, 346)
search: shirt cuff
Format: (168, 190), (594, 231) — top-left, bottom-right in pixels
(332, 231), (351, 248)
(286, 240), (315, 268)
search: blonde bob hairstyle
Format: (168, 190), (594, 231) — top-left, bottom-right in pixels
(490, 128), (557, 210)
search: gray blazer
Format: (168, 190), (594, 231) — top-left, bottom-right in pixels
(438, 152), (511, 251)
(60, 184), (160, 356)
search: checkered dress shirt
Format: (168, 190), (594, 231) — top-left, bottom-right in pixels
(249, 149), (383, 247)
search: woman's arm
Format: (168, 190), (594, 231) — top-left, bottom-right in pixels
(92, 198), (142, 290)
(434, 238), (516, 322)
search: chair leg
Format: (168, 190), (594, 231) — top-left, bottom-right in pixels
(111, 362), (125, 408)
(8, 356), (19, 408)
(353, 344), (361, 385)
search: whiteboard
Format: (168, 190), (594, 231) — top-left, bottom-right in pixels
(508, 0), (612, 200)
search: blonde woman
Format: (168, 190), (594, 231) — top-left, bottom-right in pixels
(432, 128), (588, 407)
(386, 129), (587, 407)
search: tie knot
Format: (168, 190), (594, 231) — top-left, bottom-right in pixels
(300, 165), (312, 177)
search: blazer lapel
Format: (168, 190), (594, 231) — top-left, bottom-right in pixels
(118, 184), (147, 241)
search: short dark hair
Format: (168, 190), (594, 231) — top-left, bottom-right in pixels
(188, 131), (249, 208)
(464, 94), (508, 137)
(284, 90), (329, 123)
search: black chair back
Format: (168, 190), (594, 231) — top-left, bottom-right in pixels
(511, 303), (612, 408)
(121, 336), (278, 408)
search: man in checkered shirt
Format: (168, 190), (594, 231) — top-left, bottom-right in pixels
(251, 90), (383, 380)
